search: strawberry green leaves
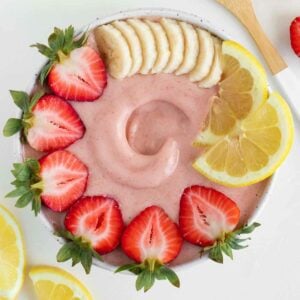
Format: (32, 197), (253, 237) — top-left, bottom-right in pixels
(3, 119), (23, 137)
(31, 26), (88, 84)
(6, 159), (42, 216)
(206, 222), (261, 264)
(3, 90), (44, 138)
(115, 259), (180, 292)
(56, 230), (102, 274)
(10, 90), (30, 111)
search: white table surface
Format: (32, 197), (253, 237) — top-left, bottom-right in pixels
(1, 0), (300, 299)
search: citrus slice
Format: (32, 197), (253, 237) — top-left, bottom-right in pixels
(195, 40), (268, 146)
(29, 266), (93, 300)
(193, 93), (294, 187)
(0, 205), (25, 300)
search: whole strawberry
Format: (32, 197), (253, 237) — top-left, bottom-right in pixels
(290, 17), (300, 57)
(179, 186), (260, 263)
(116, 206), (183, 292)
(6, 150), (88, 215)
(3, 91), (85, 152)
(32, 26), (107, 101)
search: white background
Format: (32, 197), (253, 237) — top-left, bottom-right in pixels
(1, 0), (300, 299)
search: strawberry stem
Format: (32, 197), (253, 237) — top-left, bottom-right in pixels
(57, 50), (69, 63)
(147, 258), (156, 272)
(23, 115), (34, 127)
(31, 181), (44, 190)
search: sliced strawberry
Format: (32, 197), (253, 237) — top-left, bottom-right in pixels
(32, 26), (107, 101)
(290, 17), (300, 57)
(3, 91), (85, 152)
(121, 206), (182, 264)
(48, 47), (107, 101)
(179, 185), (260, 263)
(39, 150), (88, 211)
(29, 94), (85, 151)
(56, 196), (124, 274)
(6, 150), (88, 215)
(65, 196), (124, 254)
(179, 185), (240, 247)
(116, 206), (183, 292)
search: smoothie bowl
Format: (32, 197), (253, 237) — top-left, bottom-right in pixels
(4, 8), (294, 292)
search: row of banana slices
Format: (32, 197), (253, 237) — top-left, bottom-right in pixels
(94, 18), (223, 88)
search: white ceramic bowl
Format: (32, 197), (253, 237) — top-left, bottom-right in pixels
(16, 8), (275, 273)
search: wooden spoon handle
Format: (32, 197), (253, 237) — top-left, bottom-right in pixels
(240, 14), (287, 74)
(218, 0), (287, 74)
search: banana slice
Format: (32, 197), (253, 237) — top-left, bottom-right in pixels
(189, 28), (214, 82)
(112, 20), (143, 76)
(176, 22), (199, 75)
(145, 20), (170, 74)
(198, 38), (222, 88)
(94, 24), (132, 79)
(160, 18), (184, 73)
(126, 18), (157, 74)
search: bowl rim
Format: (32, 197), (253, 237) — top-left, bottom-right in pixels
(13, 7), (276, 274)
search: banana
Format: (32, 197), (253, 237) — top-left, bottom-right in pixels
(126, 18), (157, 74)
(160, 18), (184, 73)
(198, 38), (222, 88)
(189, 28), (214, 82)
(112, 20), (143, 76)
(95, 18), (222, 86)
(145, 20), (171, 74)
(176, 22), (199, 75)
(94, 24), (132, 79)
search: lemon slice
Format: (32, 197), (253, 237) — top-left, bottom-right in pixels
(29, 266), (93, 300)
(0, 205), (25, 300)
(195, 40), (268, 146)
(193, 92), (294, 187)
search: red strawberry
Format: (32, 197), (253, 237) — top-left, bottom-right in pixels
(6, 150), (88, 214)
(32, 26), (107, 101)
(29, 94), (85, 151)
(57, 196), (124, 274)
(39, 150), (88, 211)
(65, 196), (124, 254)
(290, 17), (300, 56)
(3, 91), (85, 152)
(179, 185), (260, 263)
(116, 206), (183, 292)
(180, 185), (240, 247)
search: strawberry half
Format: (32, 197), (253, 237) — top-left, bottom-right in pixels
(290, 17), (300, 57)
(57, 196), (124, 274)
(179, 185), (260, 263)
(3, 91), (85, 152)
(6, 150), (88, 215)
(116, 206), (183, 292)
(32, 26), (107, 101)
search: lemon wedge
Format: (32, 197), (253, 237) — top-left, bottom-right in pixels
(193, 92), (294, 187)
(29, 266), (93, 300)
(0, 205), (25, 300)
(195, 40), (268, 146)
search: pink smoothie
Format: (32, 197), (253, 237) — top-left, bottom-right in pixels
(23, 32), (269, 267)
